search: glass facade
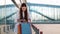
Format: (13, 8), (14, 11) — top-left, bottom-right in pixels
(29, 6), (60, 21)
(0, 0), (60, 24)
(0, 0), (60, 34)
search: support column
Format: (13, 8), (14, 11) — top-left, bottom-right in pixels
(21, 0), (27, 3)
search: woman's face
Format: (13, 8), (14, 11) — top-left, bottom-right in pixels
(22, 6), (27, 12)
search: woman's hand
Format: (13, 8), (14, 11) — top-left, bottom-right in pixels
(17, 19), (31, 22)
(17, 19), (23, 22)
(17, 19), (26, 22)
(28, 19), (31, 23)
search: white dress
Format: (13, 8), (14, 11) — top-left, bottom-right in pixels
(14, 9), (31, 34)
(13, 0), (31, 34)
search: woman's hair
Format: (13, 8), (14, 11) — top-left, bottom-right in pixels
(19, 3), (28, 22)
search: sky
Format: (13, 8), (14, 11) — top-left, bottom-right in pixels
(27, 0), (60, 6)
(0, 0), (20, 5)
(0, 0), (60, 6)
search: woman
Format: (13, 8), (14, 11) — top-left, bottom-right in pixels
(14, 3), (31, 34)
(11, 0), (31, 22)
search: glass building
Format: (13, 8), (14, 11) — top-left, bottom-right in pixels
(0, 0), (60, 34)
(0, 0), (60, 24)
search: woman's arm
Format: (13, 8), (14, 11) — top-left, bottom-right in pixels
(11, 0), (20, 9)
(28, 12), (31, 22)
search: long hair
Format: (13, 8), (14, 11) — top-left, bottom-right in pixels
(19, 3), (28, 22)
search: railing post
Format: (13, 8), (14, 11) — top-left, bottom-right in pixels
(40, 31), (43, 34)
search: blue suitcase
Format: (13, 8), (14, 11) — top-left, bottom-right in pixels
(21, 23), (32, 34)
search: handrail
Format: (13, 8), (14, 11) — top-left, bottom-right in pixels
(30, 10), (55, 21)
(0, 3), (60, 8)
(0, 12), (17, 21)
(31, 24), (39, 34)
